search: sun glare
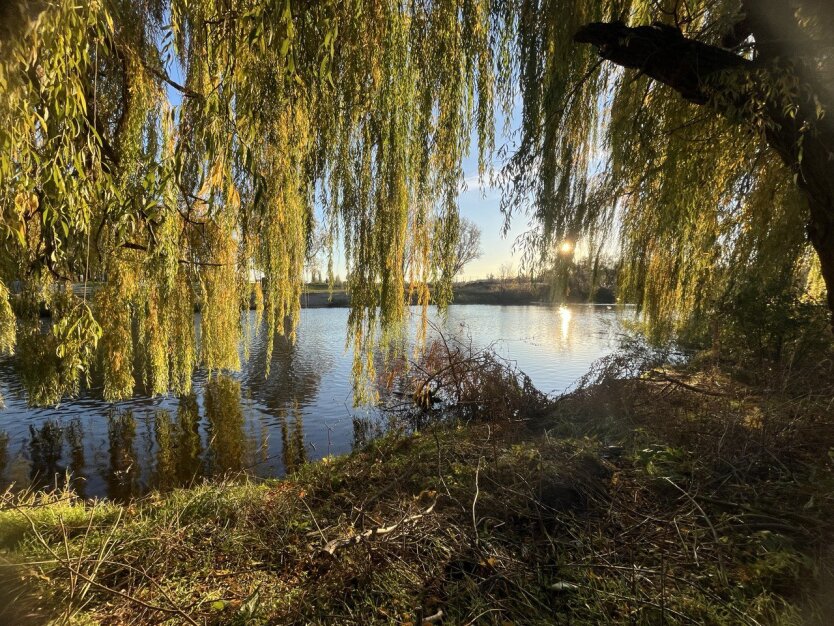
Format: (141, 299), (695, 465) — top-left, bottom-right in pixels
(559, 241), (573, 254)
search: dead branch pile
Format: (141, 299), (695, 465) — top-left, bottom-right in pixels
(381, 326), (550, 427)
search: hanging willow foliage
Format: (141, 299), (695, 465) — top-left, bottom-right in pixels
(0, 0), (503, 405)
(504, 0), (834, 340)
(0, 0), (831, 404)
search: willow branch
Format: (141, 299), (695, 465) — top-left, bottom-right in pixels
(145, 66), (203, 99)
(119, 242), (227, 267)
(322, 501), (436, 556)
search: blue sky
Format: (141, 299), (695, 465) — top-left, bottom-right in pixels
(320, 148), (530, 282)
(456, 157), (528, 280)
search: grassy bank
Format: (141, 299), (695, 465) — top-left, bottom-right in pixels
(1, 357), (833, 624)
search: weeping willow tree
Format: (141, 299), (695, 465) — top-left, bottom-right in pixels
(0, 0), (831, 405)
(504, 0), (834, 344)
(0, 0), (501, 404)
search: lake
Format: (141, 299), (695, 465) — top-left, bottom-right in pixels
(0, 304), (631, 499)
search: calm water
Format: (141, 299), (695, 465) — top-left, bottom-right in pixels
(0, 305), (631, 499)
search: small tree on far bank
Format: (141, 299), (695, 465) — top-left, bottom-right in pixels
(453, 218), (483, 279)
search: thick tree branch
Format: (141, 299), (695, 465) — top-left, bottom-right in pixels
(120, 242), (226, 267)
(574, 21), (751, 105)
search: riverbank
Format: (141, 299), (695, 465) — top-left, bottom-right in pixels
(1, 356), (832, 624)
(299, 279), (617, 308)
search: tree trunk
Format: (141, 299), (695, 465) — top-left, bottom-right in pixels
(575, 19), (834, 323)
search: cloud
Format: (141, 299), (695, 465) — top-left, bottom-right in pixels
(460, 168), (500, 196)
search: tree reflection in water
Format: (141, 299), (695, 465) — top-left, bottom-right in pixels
(152, 410), (177, 492)
(246, 324), (321, 475)
(106, 410), (139, 501)
(28, 420), (64, 491)
(175, 394), (203, 485)
(151, 394), (204, 491)
(246, 321), (322, 405)
(10, 373), (289, 499)
(65, 419), (86, 498)
(279, 401), (306, 474)
(3, 316), (416, 499)
(205, 374), (246, 476)
(0, 431), (8, 487)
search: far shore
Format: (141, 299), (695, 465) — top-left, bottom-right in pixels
(298, 279), (617, 308)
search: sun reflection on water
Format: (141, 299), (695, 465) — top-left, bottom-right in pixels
(558, 306), (572, 341)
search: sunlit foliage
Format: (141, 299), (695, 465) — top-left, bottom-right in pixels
(0, 0), (830, 404)
(0, 0), (503, 404)
(0, 282), (13, 357)
(503, 0), (831, 341)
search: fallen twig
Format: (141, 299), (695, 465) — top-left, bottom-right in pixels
(647, 372), (730, 397)
(664, 477), (727, 586)
(472, 456), (483, 546)
(322, 501), (436, 556)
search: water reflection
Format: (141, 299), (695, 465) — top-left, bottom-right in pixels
(177, 395), (204, 483)
(2, 382), (270, 498)
(245, 326), (324, 412)
(66, 419), (86, 497)
(0, 306), (629, 499)
(152, 410), (177, 491)
(0, 431), (8, 487)
(352, 415), (384, 450)
(106, 411), (139, 501)
(279, 402), (307, 474)
(28, 421), (64, 491)
(205, 375), (247, 474)
(558, 306), (572, 342)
